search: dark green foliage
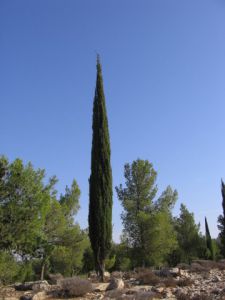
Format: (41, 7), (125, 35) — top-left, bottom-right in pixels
(205, 217), (214, 260)
(173, 204), (204, 264)
(88, 56), (113, 281)
(218, 179), (225, 256)
(82, 245), (95, 273)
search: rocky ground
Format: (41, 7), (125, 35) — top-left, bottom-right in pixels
(2, 261), (225, 300)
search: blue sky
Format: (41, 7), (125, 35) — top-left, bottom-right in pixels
(1, 0), (225, 241)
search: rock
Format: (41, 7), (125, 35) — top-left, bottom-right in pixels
(15, 281), (48, 292)
(20, 294), (33, 300)
(104, 271), (111, 279)
(32, 292), (46, 300)
(153, 286), (164, 293)
(94, 283), (109, 292)
(212, 275), (221, 282)
(169, 268), (180, 276)
(32, 281), (49, 292)
(106, 278), (125, 290)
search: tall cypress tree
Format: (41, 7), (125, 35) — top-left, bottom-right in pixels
(88, 56), (112, 281)
(205, 217), (214, 260)
(218, 180), (225, 256)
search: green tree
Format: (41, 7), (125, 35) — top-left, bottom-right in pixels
(0, 156), (84, 280)
(0, 250), (20, 284)
(218, 180), (225, 256)
(38, 181), (82, 279)
(88, 56), (113, 281)
(205, 217), (214, 260)
(174, 204), (202, 263)
(0, 157), (55, 257)
(116, 159), (177, 267)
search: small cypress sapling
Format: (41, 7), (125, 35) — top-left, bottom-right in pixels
(205, 217), (214, 260)
(218, 180), (225, 256)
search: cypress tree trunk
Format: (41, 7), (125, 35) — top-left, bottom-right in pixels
(88, 56), (112, 282)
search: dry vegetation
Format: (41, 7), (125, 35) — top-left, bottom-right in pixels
(58, 277), (93, 297)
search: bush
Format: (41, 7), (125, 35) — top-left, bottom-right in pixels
(192, 295), (213, 300)
(59, 277), (93, 297)
(163, 277), (177, 287)
(190, 263), (208, 273)
(0, 251), (19, 284)
(136, 269), (161, 285)
(177, 278), (194, 287)
(16, 261), (35, 282)
(119, 257), (131, 271)
(105, 255), (116, 271)
(176, 294), (191, 300)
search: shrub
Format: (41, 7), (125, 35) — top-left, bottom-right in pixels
(177, 278), (194, 287)
(163, 277), (177, 287)
(192, 295), (213, 300)
(105, 289), (124, 299)
(190, 263), (208, 273)
(105, 255), (116, 271)
(192, 260), (217, 270)
(120, 257), (132, 271)
(136, 269), (161, 285)
(59, 277), (92, 297)
(176, 294), (191, 300)
(0, 251), (19, 284)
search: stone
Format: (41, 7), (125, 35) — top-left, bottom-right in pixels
(94, 283), (109, 292)
(106, 278), (125, 290)
(32, 281), (50, 292)
(20, 294), (33, 300)
(15, 281), (48, 292)
(32, 292), (46, 300)
(169, 267), (180, 276)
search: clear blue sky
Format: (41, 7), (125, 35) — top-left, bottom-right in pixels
(1, 0), (225, 241)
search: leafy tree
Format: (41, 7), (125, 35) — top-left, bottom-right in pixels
(205, 217), (214, 260)
(0, 251), (20, 284)
(173, 204), (203, 263)
(218, 180), (225, 256)
(0, 157), (56, 257)
(116, 159), (177, 267)
(0, 156), (84, 280)
(49, 229), (88, 277)
(38, 181), (82, 279)
(89, 56), (113, 281)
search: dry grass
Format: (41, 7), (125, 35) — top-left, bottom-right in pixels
(176, 294), (192, 300)
(58, 277), (92, 297)
(136, 269), (161, 285)
(192, 294), (213, 300)
(177, 278), (194, 287)
(163, 277), (177, 287)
